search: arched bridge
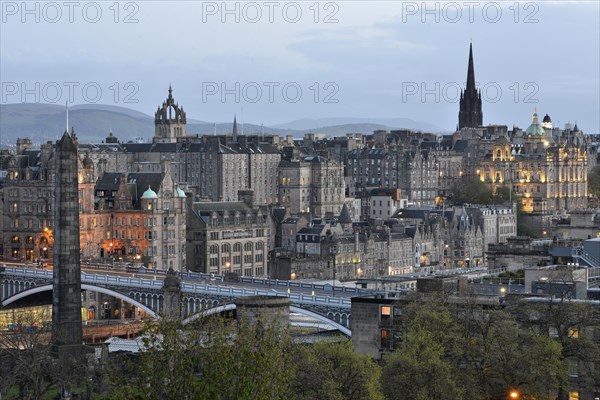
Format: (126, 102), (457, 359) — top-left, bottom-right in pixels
(1, 266), (355, 331)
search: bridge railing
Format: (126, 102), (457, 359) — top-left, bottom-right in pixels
(1, 267), (166, 291)
(2, 266), (53, 278)
(82, 273), (165, 290)
(3, 266), (352, 308)
(180, 282), (351, 308)
(237, 276), (367, 295)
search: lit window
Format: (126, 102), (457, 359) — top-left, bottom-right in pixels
(381, 306), (391, 317)
(568, 327), (579, 338)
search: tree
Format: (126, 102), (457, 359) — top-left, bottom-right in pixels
(510, 298), (600, 398)
(106, 313), (294, 400)
(381, 297), (567, 400)
(382, 299), (464, 400)
(290, 340), (383, 400)
(451, 176), (512, 206)
(197, 315), (293, 400)
(0, 308), (58, 400)
(382, 328), (464, 400)
(588, 165), (600, 197)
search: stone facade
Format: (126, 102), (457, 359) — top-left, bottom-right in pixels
(186, 193), (270, 276)
(81, 160), (188, 271)
(278, 155), (345, 218)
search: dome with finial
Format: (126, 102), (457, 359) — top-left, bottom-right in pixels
(141, 185), (158, 199)
(525, 109), (545, 136)
(541, 113), (553, 130)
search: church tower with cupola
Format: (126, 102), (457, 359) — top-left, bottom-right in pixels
(154, 85), (187, 143)
(458, 43), (483, 130)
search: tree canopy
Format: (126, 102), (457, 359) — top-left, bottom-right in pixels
(450, 177), (510, 205)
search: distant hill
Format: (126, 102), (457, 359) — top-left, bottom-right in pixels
(273, 117), (445, 133)
(0, 103), (446, 146)
(0, 103), (154, 144)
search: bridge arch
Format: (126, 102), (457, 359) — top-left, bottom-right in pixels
(1, 284), (158, 319)
(182, 303), (351, 337)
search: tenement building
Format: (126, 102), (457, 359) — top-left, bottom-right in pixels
(186, 191), (270, 276)
(278, 153), (345, 218)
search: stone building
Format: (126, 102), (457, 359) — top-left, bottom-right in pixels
(477, 111), (589, 236)
(154, 85), (187, 143)
(127, 89), (281, 205)
(2, 140), (58, 262)
(83, 160), (188, 271)
(276, 220), (414, 281)
(347, 144), (440, 208)
(366, 188), (407, 220)
(186, 191), (270, 276)
(278, 154), (345, 218)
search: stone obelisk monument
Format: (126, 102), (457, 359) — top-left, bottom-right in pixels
(52, 129), (84, 378)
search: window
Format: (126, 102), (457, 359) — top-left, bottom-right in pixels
(568, 327), (579, 338)
(380, 305), (391, 320)
(380, 329), (391, 349)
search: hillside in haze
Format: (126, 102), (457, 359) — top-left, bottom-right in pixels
(0, 103), (447, 146)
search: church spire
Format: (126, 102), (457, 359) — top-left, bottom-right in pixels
(458, 42), (483, 130)
(466, 42), (476, 93)
(232, 115), (238, 141)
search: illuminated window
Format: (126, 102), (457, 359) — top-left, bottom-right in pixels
(380, 328), (391, 349)
(380, 305), (391, 320)
(568, 327), (579, 338)
(569, 391), (579, 400)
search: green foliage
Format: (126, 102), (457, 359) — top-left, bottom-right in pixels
(290, 341), (383, 400)
(450, 177), (510, 205)
(382, 299), (464, 400)
(588, 165), (600, 197)
(105, 314), (294, 400)
(381, 297), (568, 400)
(197, 316), (293, 400)
(382, 329), (464, 400)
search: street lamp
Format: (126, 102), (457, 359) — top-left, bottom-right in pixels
(509, 389), (519, 399)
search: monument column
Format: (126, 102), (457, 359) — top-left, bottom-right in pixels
(52, 130), (84, 366)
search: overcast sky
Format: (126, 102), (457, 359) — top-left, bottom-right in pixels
(1, 1), (599, 132)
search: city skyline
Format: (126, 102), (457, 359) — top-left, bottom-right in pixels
(1, 1), (598, 133)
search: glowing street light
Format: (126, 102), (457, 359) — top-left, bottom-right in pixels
(509, 390), (519, 399)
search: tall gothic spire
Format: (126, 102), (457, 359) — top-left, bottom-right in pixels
(458, 42), (483, 130)
(466, 42), (476, 93)
(232, 114), (238, 141)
